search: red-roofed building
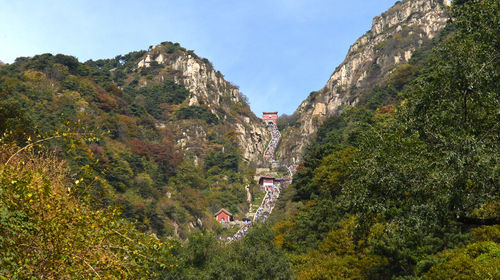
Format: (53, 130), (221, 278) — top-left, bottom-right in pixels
(262, 112), (278, 126)
(259, 176), (275, 188)
(214, 208), (233, 223)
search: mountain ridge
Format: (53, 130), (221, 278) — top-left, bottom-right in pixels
(0, 42), (272, 238)
(278, 0), (451, 162)
(99, 42), (270, 164)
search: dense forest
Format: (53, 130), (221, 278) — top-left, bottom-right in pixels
(273, 0), (499, 278)
(0, 0), (498, 279)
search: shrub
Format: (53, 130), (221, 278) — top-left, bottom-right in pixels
(175, 106), (219, 125)
(0, 145), (179, 278)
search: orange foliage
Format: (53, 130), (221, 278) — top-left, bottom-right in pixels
(129, 139), (183, 176)
(97, 92), (118, 111)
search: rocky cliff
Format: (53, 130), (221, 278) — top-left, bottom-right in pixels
(0, 43), (270, 238)
(278, 0), (450, 162)
(135, 43), (269, 163)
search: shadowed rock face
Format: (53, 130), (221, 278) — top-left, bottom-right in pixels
(278, 0), (450, 163)
(136, 44), (270, 164)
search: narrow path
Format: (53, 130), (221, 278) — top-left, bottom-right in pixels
(220, 120), (296, 242)
(263, 123), (281, 162)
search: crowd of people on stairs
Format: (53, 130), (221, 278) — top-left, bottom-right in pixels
(219, 120), (298, 242)
(288, 164), (298, 178)
(263, 123), (281, 161)
(253, 182), (280, 223)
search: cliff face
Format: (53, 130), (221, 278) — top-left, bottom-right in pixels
(278, 0), (450, 162)
(0, 45), (271, 238)
(135, 44), (269, 163)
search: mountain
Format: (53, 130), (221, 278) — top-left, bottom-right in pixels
(0, 42), (269, 238)
(2, 0), (498, 278)
(134, 44), (269, 163)
(278, 0), (451, 162)
(272, 0), (499, 278)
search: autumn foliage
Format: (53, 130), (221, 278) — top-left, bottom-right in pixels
(0, 145), (179, 279)
(129, 138), (183, 177)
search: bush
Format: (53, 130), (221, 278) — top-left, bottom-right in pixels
(176, 106), (219, 125)
(129, 80), (190, 119)
(0, 145), (179, 279)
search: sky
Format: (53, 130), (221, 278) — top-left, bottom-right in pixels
(0, 0), (397, 116)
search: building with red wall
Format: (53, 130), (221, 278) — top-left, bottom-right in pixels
(214, 208), (233, 223)
(262, 112), (278, 126)
(259, 176), (275, 188)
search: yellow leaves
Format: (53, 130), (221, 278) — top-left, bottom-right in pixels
(318, 216), (357, 255)
(424, 242), (500, 280)
(274, 233), (285, 248)
(273, 219), (296, 235)
(23, 70), (46, 82)
(367, 222), (386, 242)
(313, 146), (356, 193)
(1, 145), (180, 279)
(470, 225), (500, 243)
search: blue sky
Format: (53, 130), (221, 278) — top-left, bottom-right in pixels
(0, 0), (397, 115)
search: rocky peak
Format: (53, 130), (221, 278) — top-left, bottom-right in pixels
(135, 43), (269, 163)
(278, 0), (450, 162)
(170, 54), (240, 107)
(371, 0), (451, 35)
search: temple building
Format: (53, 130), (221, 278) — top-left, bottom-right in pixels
(259, 175), (275, 188)
(262, 112), (278, 126)
(214, 208), (233, 223)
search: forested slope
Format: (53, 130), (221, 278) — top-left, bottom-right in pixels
(272, 0), (499, 278)
(0, 42), (268, 239)
(0, 0), (498, 279)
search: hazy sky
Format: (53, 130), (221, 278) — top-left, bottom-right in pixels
(0, 0), (397, 115)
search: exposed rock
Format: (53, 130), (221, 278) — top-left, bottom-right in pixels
(278, 0), (450, 162)
(312, 103), (327, 116)
(136, 45), (269, 163)
(155, 53), (165, 64)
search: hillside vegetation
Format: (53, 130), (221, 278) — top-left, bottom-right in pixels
(0, 0), (498, 278)
(273, 0), (499, 278)
(0, 42), (260, 239)
(278, 0), (451, 163)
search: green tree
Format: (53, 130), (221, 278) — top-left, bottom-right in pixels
(402, 0), (499, 223)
